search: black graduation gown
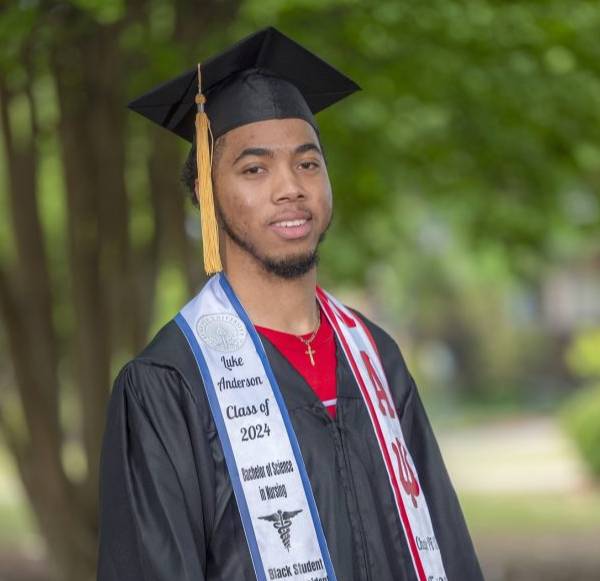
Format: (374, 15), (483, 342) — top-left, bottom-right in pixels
(97, 310), (483, 581)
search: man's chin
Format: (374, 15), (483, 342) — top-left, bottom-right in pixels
(260, 250), (319, 280)
(216, 206), (326, 280)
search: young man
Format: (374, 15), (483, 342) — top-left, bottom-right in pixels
(98, 27), (483, 581)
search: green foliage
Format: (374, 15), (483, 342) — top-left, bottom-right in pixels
(239, 0), (600, 283)
(564, 331), (600, 480)
(68, 0), (125, 23)
(3, 0), (597, 287)
(0, 3), (38, 77)
(566, 328), (600, 379)
(362, 225), (547, 399)
(562, 383), (600, 478)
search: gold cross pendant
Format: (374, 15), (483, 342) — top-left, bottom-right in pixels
(305, 345), (316, 366)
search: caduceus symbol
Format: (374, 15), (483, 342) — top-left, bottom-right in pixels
(391, 438), (420, 508)
(259, 509), (303, 550)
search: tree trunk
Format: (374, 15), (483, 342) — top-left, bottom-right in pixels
(0, 2), (240, 579)
(0, 57), (97, 581)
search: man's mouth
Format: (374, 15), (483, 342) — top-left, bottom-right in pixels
(272, 219), (308, 228)
(269, 216), (313, 240)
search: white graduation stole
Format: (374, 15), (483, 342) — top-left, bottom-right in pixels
(175, 274), (447, 581)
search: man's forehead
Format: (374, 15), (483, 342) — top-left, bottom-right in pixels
(222, 118), (319, 153)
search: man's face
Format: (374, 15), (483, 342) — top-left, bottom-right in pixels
(210, 118), (333, 279)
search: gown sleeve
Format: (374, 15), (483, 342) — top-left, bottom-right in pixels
(97, 360), (211, 581)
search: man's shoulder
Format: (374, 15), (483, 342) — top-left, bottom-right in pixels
(135, 318), (187, 361)
(113, 318), (201, 401)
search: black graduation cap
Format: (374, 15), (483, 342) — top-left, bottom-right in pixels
(127, 26), (360, 142)
(127, 26), (359, 275)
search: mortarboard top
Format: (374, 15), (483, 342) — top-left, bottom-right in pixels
(127, 26), (360, 142)
(127, 27), (360, 275)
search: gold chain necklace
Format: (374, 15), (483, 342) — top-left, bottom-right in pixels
(296, 309), (321, 367)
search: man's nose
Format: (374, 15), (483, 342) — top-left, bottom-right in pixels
(272, 164), (306, 203)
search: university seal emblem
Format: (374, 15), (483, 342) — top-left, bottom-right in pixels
(196, 313), (247, 353)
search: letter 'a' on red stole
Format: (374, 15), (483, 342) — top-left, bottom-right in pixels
(360, 351), (396, 419)
(330, 298), (396, 420)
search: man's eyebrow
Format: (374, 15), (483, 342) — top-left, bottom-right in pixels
(232, 147), (274, 165)
(232, 142), (323, 165)
(295, 142), (322, 156)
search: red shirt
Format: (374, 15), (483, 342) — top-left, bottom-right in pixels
(256, 309), (337, 418)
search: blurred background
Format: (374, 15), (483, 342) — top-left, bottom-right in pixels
(1, 1), (599, 580)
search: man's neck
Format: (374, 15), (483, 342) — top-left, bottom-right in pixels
(224, 257), (319, 336)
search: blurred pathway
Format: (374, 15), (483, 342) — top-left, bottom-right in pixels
(436, 414), (600, 581)
(438, 415), (588, 493)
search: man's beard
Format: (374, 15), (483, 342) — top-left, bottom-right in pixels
(216, 203), (331, 280)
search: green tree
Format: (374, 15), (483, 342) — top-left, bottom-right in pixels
(237, 0), (600, 282)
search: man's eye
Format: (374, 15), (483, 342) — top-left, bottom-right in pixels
(299, 161), (319, 170)
(243, 166), (264, 175)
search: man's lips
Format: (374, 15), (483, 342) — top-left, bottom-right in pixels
(269, 214), (313, 240)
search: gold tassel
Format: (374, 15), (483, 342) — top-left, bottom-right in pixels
(195, 64), (222, 275)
